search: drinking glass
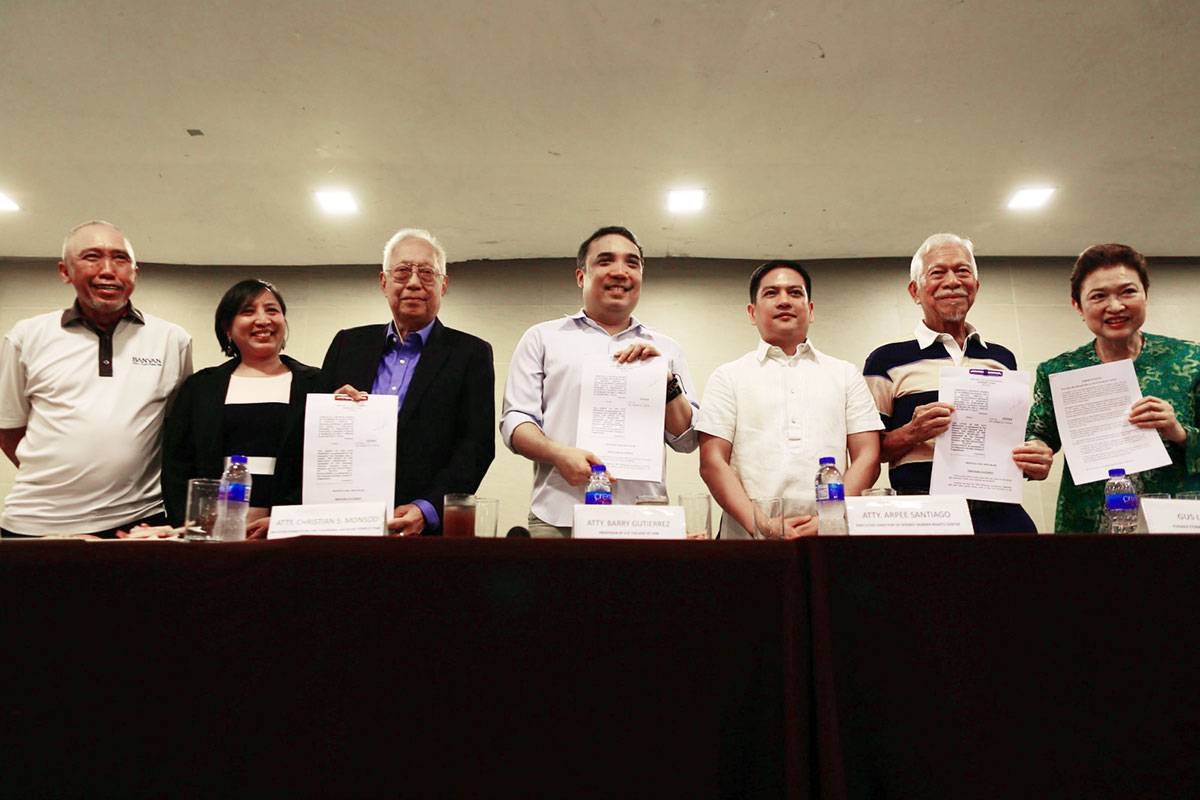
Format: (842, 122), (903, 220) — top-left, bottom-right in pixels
(750, 497), (783, 540)
(184, 479), (221, 541)
(1177, 492), (1200, 501)
(473, 498), (499, 537)
(678, 493), (712, 539)
(443, 493), (476, 538)
(863, 487), (897, 496)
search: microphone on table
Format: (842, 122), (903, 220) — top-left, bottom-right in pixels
(505, 526), (530, 538)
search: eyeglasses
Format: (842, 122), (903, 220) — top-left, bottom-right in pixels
(388, 263), (442, 284)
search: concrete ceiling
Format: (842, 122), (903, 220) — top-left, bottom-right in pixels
(1, 0), (1197, 265)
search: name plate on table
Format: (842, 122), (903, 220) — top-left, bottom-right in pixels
(845, 496), (974, 535)
(573, 504), (686, 540)
(1141, 498), (1200, 534)
(268, 502), (388, 539)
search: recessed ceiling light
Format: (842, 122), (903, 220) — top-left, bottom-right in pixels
(1007, 186), (1055, 210)
(0, 192), (19, 212)
(667, 188), (706, 214)
(315, 189), (358, 215)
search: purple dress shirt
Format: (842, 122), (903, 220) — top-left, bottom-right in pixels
(372, 318), (440, 529)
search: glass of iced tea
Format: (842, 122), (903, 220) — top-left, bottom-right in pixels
(443, 493), (476, 538)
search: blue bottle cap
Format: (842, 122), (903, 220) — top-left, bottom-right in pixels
(819, 456), (836, 465)
(231, 454), (248, 464)
(1108, 468), (1125, 477)
(591, 463), (606, 472)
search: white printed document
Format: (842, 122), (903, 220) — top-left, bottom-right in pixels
(1048, 360), (1170, 485)
(929, 367), (1030, 503)
(575, 354), (666, 482)
(302, 394), (398, 509)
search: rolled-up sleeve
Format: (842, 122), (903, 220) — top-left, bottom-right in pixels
(500, 326), (546, 451)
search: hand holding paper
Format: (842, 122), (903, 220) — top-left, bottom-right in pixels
(612, 341), (665, 365)
(1128, 395), (1187, 444)
(1012, 439), (1054, 480)
(908, 401), (954, 442)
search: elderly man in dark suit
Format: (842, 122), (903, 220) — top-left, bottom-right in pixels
(313, 227), (495, 536)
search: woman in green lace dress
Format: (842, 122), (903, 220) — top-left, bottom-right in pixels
(1026, 243), (1200, 532)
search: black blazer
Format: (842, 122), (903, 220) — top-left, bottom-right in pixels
(282, 319), (495, 531)
(161, 355), (322, 526)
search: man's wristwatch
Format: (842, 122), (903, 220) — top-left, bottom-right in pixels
(665, 373), (684, 403)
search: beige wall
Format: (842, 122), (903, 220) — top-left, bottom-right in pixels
(2, 254), (1197, 534)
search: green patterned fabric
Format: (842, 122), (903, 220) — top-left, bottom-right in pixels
(1027, 333), (1200, 532)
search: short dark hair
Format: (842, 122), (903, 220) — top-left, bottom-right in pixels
(1070, 243), (1150, 305)
(749, 260), (813, 303)
(215, 279), (287, 357)
(576, 225), (643, 269)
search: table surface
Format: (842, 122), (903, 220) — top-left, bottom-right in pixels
(2, 535), (1197, 799)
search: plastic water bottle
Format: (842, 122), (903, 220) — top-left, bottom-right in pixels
(815, 456), (848, 535)
(213, 454), (252, 541)
(585, 464), (613, 505)
(1103, 468), (1138, 534)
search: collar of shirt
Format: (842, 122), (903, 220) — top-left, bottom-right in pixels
(913, 319), (986, 351)
(384, 317), (437, 350)
(570, 309), (646, 337)
(61, 302), (144, 333)
(754, 337), (818, 365)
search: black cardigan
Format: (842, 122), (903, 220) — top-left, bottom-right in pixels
(160, 355), (322, 526)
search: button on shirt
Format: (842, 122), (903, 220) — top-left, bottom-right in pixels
(371, 318), (438, 527)
(696, 339), (883, 539)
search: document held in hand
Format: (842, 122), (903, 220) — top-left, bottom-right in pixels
(1047, 359), (1170, 485)
(575, 354), (666, 482)
(303, 393), (398, 509)
(929, 367), (1031, 503)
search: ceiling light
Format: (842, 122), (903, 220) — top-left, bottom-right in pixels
(667, 188), (706, 214)
(0, 192), (19, 212)
(1007, 186), (1055, 210)
(315, 189), (358, 215)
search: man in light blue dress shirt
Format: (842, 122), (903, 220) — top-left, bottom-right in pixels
(500, 226), (699, 537)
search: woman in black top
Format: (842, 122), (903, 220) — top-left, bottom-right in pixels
(162, 279), (321, 537)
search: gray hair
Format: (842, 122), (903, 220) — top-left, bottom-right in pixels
(61, 220), (137, 265)
(381, 228), (447, 275)
(909, 233), (977, 287)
